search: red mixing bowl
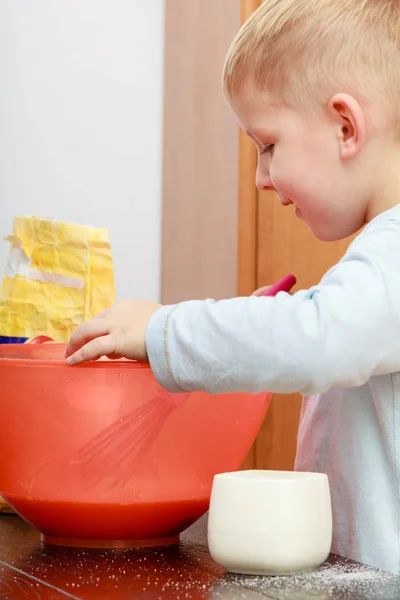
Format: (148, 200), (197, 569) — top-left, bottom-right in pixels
(0, 343), (271, 548)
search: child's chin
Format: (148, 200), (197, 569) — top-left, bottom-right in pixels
(304, 219), (341, 242)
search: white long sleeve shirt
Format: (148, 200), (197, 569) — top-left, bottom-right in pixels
(146, 204), (400, 574)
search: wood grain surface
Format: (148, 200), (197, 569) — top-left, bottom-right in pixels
(0, 515), (399, 599)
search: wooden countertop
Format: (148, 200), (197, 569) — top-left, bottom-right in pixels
(0, 514), (399, 599)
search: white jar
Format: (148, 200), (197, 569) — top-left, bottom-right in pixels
(208, 470), (332, 576)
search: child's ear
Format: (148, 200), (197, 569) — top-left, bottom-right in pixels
(328, 93), (367, 160)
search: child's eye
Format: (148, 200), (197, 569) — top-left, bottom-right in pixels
(260, 144), (274, 155)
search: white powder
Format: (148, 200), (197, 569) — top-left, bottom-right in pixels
(219, 558), (400, 599)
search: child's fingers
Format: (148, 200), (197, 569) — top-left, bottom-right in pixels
(66, 320), (110, 358)
(66, 334), (115, 366)
(252, 285), (271, 297)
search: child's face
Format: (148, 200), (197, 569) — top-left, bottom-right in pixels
(230, 83), (371, 242)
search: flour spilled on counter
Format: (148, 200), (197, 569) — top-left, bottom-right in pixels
(219, 558), (400, 599)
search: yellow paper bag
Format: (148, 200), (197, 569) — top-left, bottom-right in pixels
(0, 216), (116, 343)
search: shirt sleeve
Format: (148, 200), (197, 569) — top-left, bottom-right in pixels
(146, 214), (400, 395)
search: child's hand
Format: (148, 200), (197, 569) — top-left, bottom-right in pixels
(65, 299), (162, 365)
(252, 285), (272, 297)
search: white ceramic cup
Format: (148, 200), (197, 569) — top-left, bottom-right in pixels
(208, 470), (332, 576)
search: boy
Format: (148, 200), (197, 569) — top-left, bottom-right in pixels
(66, 0), (400, 574)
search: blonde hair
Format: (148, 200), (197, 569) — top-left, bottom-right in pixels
(223, 0), (400, 115)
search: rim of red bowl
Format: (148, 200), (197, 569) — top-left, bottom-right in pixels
(0, 343), (150, 369)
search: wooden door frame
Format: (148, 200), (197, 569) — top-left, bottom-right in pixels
(237, 0), (261, 296)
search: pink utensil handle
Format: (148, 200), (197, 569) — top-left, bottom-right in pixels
(28, 336), (54, 344)
(260, 274), (297, 297)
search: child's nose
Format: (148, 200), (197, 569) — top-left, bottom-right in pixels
(255, 165), (274, 191)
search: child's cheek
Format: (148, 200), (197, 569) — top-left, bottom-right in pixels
(271, 156), (299, 199)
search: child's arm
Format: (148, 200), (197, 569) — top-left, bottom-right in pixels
(146, 216), (400, 395)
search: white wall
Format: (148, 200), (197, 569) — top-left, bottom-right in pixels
(0, 0), (165, 302)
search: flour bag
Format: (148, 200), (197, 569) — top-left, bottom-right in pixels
(0, 216), (116, 343)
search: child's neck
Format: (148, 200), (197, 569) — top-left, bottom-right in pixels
(366, 149), (400, 222)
